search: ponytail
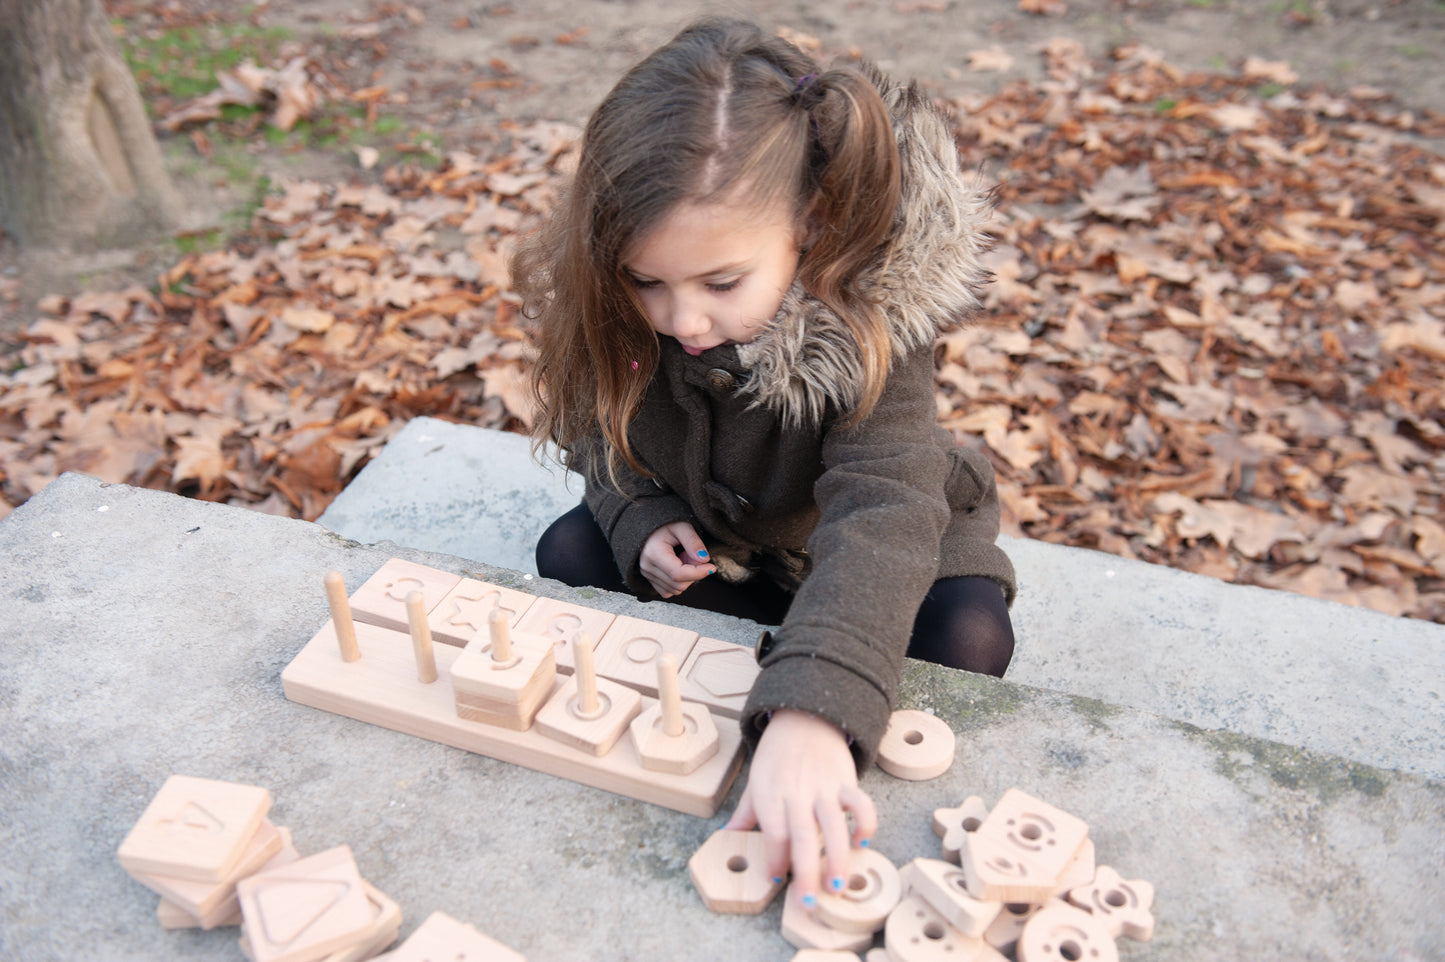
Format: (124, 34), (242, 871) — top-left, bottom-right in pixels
(797, 67), (901, 425)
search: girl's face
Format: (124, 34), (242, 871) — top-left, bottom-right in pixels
(623, 196), (803, 357)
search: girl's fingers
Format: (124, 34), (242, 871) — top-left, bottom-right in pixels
(815, 799), (854, 897)
(724, 793), (758, 832)
(788, 803), (822, 908)
(670, 523), (711, 565)
(840, 784), (879, 847)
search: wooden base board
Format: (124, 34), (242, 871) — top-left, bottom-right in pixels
(282, 619), (744, 818)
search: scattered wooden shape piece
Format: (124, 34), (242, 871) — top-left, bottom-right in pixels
(1014, 901), (1119, 962)
(593, 614), (699, 697)
(628, 654), (719, 774)
(884, 892), (986, 962)
(688, 829), (785, 914)
(877, 710), (956, 780)
(815, 847), (902, 934)
(428, 577), (537, 647)
(132, 819), (284, 918)
(677, 637), (759, 720)
(533, 633), (642, 755)
(933, 795), (990, 865)
(982, 899), (1049, 957)
(898, 857), (1003, 938)
(790, 951), (864, 961)
(239, 880), (402, 962)
(118, 775), (272, 883)
(781, 882), (874, 953)
(236, 844), (374, 962)
(1052, 838), (1096, 898)
(348, 559), (463, 633)
(1066, 864), (1155, 941)
(384, 910), (526, 962)
(960, 788), (1089, 904)
(512, 596), (615, 674)
(158, 895), (242, 930)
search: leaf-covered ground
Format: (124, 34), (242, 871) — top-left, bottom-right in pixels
(1, 39), (1441, 621)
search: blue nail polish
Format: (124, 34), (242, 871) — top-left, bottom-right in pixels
(859, 838), (870, 848)
(802, 894), (817, 908)
(770, 876), (783, 884)
(697, 549), (709, 559)
(830, 877), (844, 891)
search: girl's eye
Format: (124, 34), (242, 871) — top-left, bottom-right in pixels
(707, 278), (741, 293)
(628, 276), (660, 289)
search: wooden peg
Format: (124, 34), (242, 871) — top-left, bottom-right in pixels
(489, 607), (514, 663)
(658, 653), (685, 737)
(573, 633), (599, 716)
(324, 571), (360, 663)
(406, 590), (438, 684)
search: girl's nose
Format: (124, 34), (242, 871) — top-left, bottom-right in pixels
(670, 300), (710, 338)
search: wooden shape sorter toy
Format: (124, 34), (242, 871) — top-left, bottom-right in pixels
(428, 577), (536, 648)
(118, 775), (273, 883)
(592, 613), (699, 698)
(678, 636), (761, 720)
(282, 561), (745, 817)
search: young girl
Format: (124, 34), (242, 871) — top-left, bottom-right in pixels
(514, 18), (1017, 909)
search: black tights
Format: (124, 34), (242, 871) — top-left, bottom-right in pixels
(535, 504), (1014, 677)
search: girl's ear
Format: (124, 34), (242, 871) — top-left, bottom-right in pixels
(798, 199), (824, 253)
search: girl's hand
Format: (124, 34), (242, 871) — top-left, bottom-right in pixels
(639, 522), (716, 598)
(724, 709), (877, 910)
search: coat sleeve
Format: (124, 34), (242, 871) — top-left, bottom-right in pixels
(570, 433), (696, 598)
(741, 346), (983, 770)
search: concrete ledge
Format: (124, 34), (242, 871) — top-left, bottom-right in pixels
(320, 418), (1445, 780)
(2, 473), (1442, 961)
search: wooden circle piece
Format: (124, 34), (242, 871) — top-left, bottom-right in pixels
(815, 847), (903, 934)
(877, 710), (955, 780)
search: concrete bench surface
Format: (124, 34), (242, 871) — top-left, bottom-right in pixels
(2, 471), (1442, 961)
(322, 417), (1445, 782)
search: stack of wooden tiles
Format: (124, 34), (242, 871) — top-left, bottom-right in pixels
(282, 559), (760, 817)
(118, 775), (403, 960)
(690, 787), (1156, 962)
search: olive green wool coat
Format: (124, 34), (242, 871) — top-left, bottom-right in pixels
(571, 69), (1017, 770)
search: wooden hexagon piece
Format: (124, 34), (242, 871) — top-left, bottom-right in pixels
(1015, 901), (1119, 962)
(688, 829), (784, 914)
(815, 847), (902, 935)
(628, 700), (719, 774)
(877, 710), (956, 781)
(1066, 864), (1155, 941)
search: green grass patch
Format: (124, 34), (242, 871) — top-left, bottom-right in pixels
(115, 19), (293, 108)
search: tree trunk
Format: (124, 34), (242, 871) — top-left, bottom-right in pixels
(0, 0), (182, 250)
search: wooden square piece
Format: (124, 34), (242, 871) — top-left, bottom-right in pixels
(386, 910), (526, 962)
(237, 845), (375, 962)
(592, 615), (699, 697)
(428, 578), (537, 647)
(511, 597), (616, 674)
(348, 559), (463, 634)
(117, 775), (272, 883)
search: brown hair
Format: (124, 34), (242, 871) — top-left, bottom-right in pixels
(513, 17), (901, 478)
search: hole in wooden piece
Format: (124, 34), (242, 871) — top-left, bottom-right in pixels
(1106, 889), (1128, 907)
(963, 816), (982, 831)
(847, 873), (867, 892)
(923, 921), (946, 941)
(567, 691), (612, 722)
(1006, 903), (1032, 915)
(904, 730), (924, 745)
(1059, 939), (1083, 961)
(1021, 823), (1043, 841)
(727, 855), (749, 873)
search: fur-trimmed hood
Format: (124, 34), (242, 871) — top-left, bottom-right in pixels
(735, 67), (993, 427)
